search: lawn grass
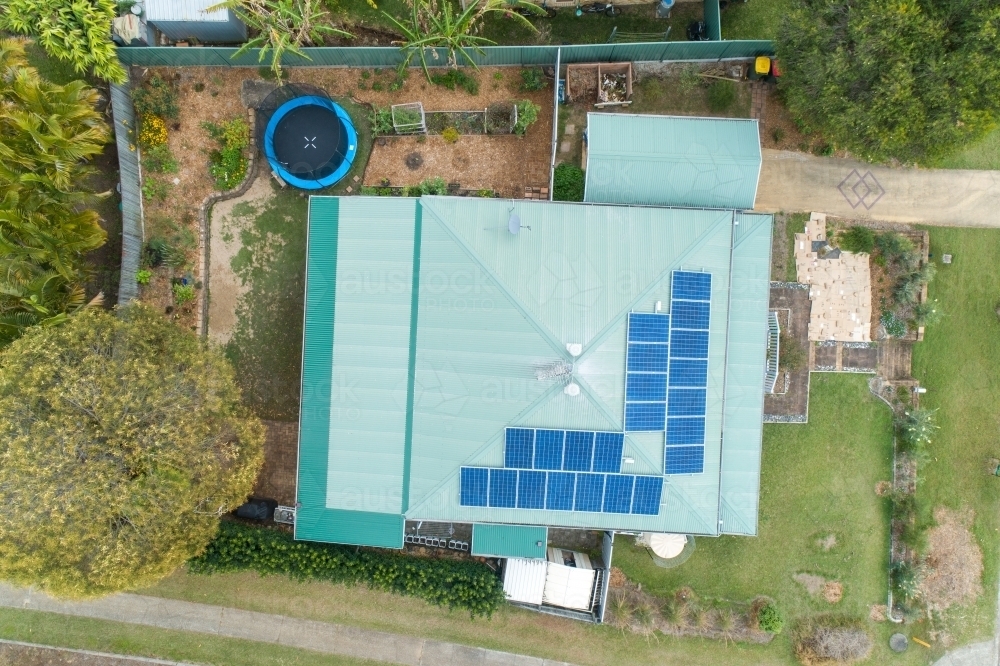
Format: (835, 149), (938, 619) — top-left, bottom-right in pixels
(911, 227), (1000, 647)
(144, 568), (788, 665)
(23, 41), (86, 86)
(627, 72), (752, 118)
(614, 373), (924, 665)
(931, 128), (1000, 171)
(721, 0), (794, 41)
(0, 608), (374, 666)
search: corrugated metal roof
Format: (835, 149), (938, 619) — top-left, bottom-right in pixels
(144, 0), (229, 22)
(473, 524), (548, 559)
(584, 114), (762, 210)
(110, 82), (142, 305)
(298, 196), (772, 541)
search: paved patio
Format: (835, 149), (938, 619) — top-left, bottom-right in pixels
(795, 212), (873, 342)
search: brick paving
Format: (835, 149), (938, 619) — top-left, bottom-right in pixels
(750, 80), (769, 124)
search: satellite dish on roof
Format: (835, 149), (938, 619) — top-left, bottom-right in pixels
(508, 213), (521, 235)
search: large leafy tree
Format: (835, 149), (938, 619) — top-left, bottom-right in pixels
(0, 305), (265, 598)
(0, 0), (126, 83)
(778, 0), (1000, 162)
(0, 38), (109, 343)
(385, 0), (539, 79)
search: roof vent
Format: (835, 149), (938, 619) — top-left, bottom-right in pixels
(508, 213), (521, 235)
(564, 383), (581, 397)
(566, 342), (583, 356)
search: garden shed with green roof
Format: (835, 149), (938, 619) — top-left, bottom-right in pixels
(583, 113), (762, 210)
(295, 195), (772, 551)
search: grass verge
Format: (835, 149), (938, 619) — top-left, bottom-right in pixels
(931, 128), (1000, 170)
(721, 0), (794, 41)
(0, 607), (374, 666)
(911, 227), (1000, 647)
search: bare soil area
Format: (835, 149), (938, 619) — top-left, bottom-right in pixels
(0, 641), (170, 666)
(919, 507), (983, 611)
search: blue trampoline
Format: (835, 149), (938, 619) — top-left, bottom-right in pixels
(263, 95), (357, 190)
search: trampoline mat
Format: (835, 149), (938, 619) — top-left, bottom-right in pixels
(271, 104), (347, 179)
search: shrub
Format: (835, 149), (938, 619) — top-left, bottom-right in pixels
(133, 76), (179, 119)
(419, 177), (448, 195)
(836, 226), (875, 254)
(772, 127), (785, 143)
(875, 232), (914, 263)
(141, 177), (169, 202)
(441, 127), (460, 143)
(189, 521), (505, 617)
(430, 69), (479, 95)
(756, 601), (784, 634)
(553, 163), (584, 202)
(138, 115), (168, 148)
(202, 119), (250, 191)
(369, 106), (393, 136)
(172, 283), (196, 305)
(514, 99), (540, 135)
(880, 310), (907, 338)
(520, 68), (546, 92)
(135, 269), (152, 285)
(142, 144), (179, 174)
(707, 80), (736, 113)
(477, 188), (494, 198)
(793, 616), (873, 665)
(896, 408), (938, 450)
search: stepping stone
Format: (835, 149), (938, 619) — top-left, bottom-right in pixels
(564, 124), (576, 135)
(560, 141), (571, 153)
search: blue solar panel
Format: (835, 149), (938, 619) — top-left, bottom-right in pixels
(669, 330), (710, 359)
(516, 470), (546, 509)
(668, 388), (707, 416)
(603, 474), (634, 513)
(533, 429), (565, 470)
(504, 428), (534, 468)
(665, 446), (705, 474)
(488, 468), (517, 507)
(631, 476), (663, 515)
(625, 372), (668, 402)
(459, 467), (488, 506)
(625, 402), (666, 431)
(593, 433), (624, 473)
(563, 431), (595, 471)
(628, 313), (670, 343)
(667, 417), (706, 445)
(627, 343), (669, 373)
(671, 300), (711, 330)
(545, 471), (576, 511)
(672, 271), (712, 301)
(574, 473), (605, 512)
(669, 359), (708, 387)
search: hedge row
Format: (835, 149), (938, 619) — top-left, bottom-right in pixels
(189, 521), (505, 617)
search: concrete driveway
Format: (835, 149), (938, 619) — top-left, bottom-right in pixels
(755, 149), (1000, 227)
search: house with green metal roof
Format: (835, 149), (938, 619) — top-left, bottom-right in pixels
(583, 113), (762, 210)
(295, 195), (772, 554)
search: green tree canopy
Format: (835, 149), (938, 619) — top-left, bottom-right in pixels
(0, 305), (265, 598)
(778, 0), (1000, 162)
(0, 39), (109, 343)
(0, 0), (126, 83)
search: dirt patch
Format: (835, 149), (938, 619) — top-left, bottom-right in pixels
(817, 534), (838, 551)
(208, 174), (277, 344)
(793, 573), (826, 595)
(875, 481), (892, 497)
(822, 582), (843, 604)
(364, 134), (549, 197)
(0, 642), (158, 666)
(609, 566), (627, 588)
(868, 605), (887, 622)
(919, 508), (983, 611)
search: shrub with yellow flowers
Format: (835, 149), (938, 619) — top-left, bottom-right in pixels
(138, 115), (168, 148)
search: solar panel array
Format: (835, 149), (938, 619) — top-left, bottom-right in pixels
(504, 428), (625, 474)
(624, 312), (670, 432)
(665, 271), (711, 474)
(460, 466), (664, 515)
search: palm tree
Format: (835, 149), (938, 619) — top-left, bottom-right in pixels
(0, 258), (101, 346)
(384, 0), (541, 79)
(207, 0), (352, 81)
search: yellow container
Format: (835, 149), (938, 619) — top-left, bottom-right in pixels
(755, 56), (771, 75)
